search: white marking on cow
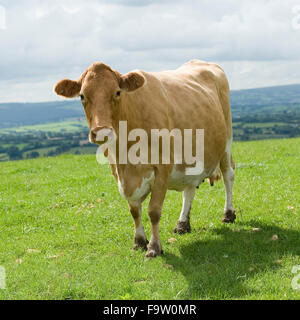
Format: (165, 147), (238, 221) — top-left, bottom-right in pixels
(129, 172), (155, 202)
(128, 202), (147, 241)
(225, 138), (232, 155)
(118, 178), (126, 199)
(223, 138), (234, 211)
(135, 220), (147, 239)
(168, 166), (206, 191)
(223, 168), (234, 211)
(118, 172), (155, 202)
(179, 186), (196, 222)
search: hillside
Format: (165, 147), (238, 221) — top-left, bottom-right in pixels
(230, 84), (300, 108)
(0, 84), (300, 129)
(0, 84), (299, 162)
(0, 138), (299, 300)
(0, 100), (83, 129)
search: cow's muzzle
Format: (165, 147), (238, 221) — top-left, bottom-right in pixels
(89, 127), (116, 145)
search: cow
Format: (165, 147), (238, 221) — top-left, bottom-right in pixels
(54, 59), (235, 258)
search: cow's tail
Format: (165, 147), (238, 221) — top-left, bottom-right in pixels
(207, 64), (235, 187)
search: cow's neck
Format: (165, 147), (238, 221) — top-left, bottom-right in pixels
(112, 93), (146, 168)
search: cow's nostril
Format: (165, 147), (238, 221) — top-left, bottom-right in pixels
(91, 127), (115, 144)
(91, 127), (102, 137)
(89, 129), (98, 143)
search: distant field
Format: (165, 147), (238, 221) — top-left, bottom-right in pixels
(0, 106), (299, 162)
(68, 146), (98, 155)
(1, 84), (300, 129)
(0, 85), (299, 163)
(0, 138), (299, 300)
(0, 120), (93, 161)
(0, 154), (8, 161)
(1, 84), (300, 162)
(233, 122), (287, 128)
(0, 120), (87, 134)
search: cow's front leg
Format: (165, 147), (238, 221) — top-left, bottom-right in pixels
(129, 202), (148, 250)
(146, 168), (170, 258)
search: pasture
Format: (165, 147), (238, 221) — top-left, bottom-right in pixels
(0, 120), (87, 134)
(0, 138), (299, 300)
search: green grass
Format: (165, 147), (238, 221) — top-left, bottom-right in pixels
(67, 146), (98, 155)
(0, 154), (8, 161)
(0, 138), (299, 300)
(23, 147), (58, 157)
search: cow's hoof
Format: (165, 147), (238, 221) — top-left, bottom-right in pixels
(222, 209), (236, 223)
(145, 242), (163, 258)
(174, 220), (191, 234)
(133, 236), (149, 251)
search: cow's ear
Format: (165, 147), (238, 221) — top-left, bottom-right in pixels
(54, 79), (81, 98)
(119, 72), (146, 92)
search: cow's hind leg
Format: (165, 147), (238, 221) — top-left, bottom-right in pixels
(220, 147), (236, 223)
(174, 186), (196, 234)
(129, 202), (148, 250)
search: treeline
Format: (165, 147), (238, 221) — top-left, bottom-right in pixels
(0, 110), (299, 161)
(0, 130), (91, 161)
(233, 123), (300, 141)
(232, 110), (299, 123)
(232, 111), (300, 141)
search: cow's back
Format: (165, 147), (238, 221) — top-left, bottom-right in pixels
(148, 60), (232, 174)
(150, 59), (231, 133)
(123, 59), (232, 176)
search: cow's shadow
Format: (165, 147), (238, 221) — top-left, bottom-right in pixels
(162, 221), (300, 299)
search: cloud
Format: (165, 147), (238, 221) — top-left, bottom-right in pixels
(0, 0), (300, 102)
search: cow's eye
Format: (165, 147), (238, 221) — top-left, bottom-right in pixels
(80, 94), (84, 101)
(115, 90), (121, 98)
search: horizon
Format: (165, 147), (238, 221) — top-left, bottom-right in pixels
(1, 82), (300, 105)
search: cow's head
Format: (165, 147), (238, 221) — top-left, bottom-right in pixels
(54, 62), (146, 144)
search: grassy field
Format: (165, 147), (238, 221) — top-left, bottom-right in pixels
(0, 120), (87, 134)
(0, 138), (299, 300)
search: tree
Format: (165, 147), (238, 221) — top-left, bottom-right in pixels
(7, 146), (23, 160)
(27, 151), (39, 159)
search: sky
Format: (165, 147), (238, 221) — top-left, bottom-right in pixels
(0, 0), (300, 102)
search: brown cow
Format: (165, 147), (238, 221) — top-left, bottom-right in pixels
(54, 59), (235, 258)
